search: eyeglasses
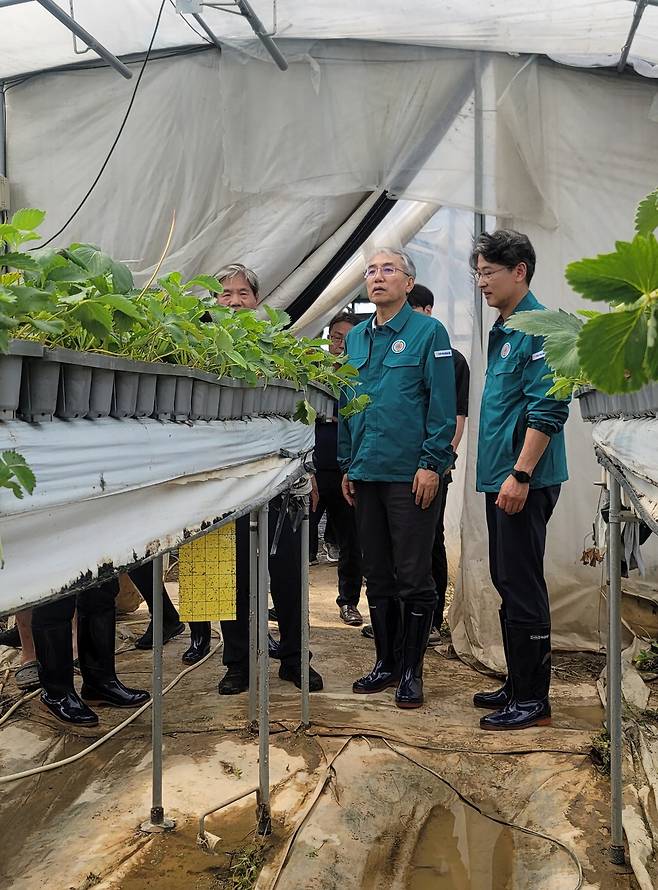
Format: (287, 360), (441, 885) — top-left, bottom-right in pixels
(363, 264), (408, 280)
(472, 267), (509, 283)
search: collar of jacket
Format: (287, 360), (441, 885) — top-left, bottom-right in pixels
(494, 289), (539, 334)
(366, 300), (413, 338)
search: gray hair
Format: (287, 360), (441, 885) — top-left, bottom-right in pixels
(215, 263), (260, 296)
(365, 247), (416, 279)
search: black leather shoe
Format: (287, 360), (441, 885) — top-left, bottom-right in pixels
(135, 620), (185, 650)
(41, 690), (99, 726)
(81, 679), (150, 708)
(339, 605), (363, 627)
(361, 624), (374, 639)
(473, 609), (512, 709)
(218, 666), (250, 695)
(182, 622), (211, 664)
(395, 605), (434, 709)
(480, 621), (552, 731)
(0, 624), (21, 648)
(279, 663), (324, 692)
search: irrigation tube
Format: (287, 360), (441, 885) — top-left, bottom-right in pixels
(607, 474), (625, 865)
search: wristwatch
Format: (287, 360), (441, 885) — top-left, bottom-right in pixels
(511, 468), (531, 484)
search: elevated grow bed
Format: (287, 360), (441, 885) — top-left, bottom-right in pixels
(0, 340), (334, 424)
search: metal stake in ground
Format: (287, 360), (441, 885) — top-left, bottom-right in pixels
(300, 494), (310, 728)
(607, 474), (625, 865)
(256, 503), (272, 836)
(248, 510), (258, 724)
(141, 555), (175, 833)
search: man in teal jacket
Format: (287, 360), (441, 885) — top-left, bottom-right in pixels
(339, 248), (456, 708)
(471, 230), (569, 731)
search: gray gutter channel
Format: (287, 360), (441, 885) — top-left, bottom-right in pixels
(0, 340), (335, 424)
(576, 383), (658, 423)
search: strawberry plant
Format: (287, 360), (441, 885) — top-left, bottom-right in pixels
(505, 188), (658, 397)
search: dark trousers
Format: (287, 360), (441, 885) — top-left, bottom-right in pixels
(311, 469), (363, 607)
(431, 475), (450, 628)
(354, 481), (441, 609)
(220, 497), (304, 671)
(32, 578), (118, 629)
(309, 508), (337, 558)
(485, 486), (561, 625)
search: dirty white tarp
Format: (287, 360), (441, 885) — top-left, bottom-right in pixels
(0, 415), (314, 613)
(1, 1), (657, 79)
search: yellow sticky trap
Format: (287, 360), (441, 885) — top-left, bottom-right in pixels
(178, 524), (237, 621)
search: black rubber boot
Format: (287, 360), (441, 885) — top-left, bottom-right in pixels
(218, 664), (250, 695)
(132, 569), (184, 650)
(182, 622), (212, 665)
(0, 624), (21, 648)
(33, 616), (99, 727)
(353, 598), (400, 694)
(395, 605), (434, 709)
(473, 610), (513, 710)
(268, 632), (281, 659)
(480, 622), (552, 731)
(78, 597), (150, 709)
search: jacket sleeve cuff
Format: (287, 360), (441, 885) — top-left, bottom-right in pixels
(527, 420), (559, 436)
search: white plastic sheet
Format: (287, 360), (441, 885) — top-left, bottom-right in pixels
(1, 1), (657, 79)
(0, 415), (314, 613)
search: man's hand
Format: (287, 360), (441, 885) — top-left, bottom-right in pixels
(310, 474), (319, 513)
(496, 475), (529, 515)
(342, 474), (356, 507)
(412, 468), (440, 509)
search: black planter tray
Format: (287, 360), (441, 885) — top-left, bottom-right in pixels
(0, 340), (44, 420)
(577, 383), (658, 423)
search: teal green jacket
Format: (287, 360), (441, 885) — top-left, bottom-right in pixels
(477, 291), (569, 492)
(338, 301), (456, 482)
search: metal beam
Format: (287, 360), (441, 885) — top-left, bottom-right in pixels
(607, 476), (625, 865)
(618, 0), (650, 72)
(33, 0), (132, 79)
(0, 0), (34, 8)
(248, 510), (258, 723)
(256, 503), (272, 836)
(191, 13), (223, 51)
(234, 0), (288, 70)
(300, 494), (310, 728)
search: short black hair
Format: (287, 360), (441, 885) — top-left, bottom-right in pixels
(470, 229), (536, 284)
(328, 311), (359, 332)
(407, 284), (434, 310)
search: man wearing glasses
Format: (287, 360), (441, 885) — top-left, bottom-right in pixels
(471, 230), (569, 731)
(339, 249), (456, 708)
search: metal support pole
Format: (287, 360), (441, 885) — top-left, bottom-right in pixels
(256, 503), (271, 836)
(141, 556), (175, 833)
(191, 13), (224, 51)
(248, 511), (258, 723)
(235, 0), (288, 70)
(34, 0), (133, 79)
(618, 1), (649, 72)
(607, 475), (625, 865)
(473, 51), (485, 347)
(300, 494), (310, 727)
(0, 82), (7, 231)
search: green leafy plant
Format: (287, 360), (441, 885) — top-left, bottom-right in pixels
(0, 450), (36, 566)
(633, 640), (658, 673)
(505, 188), (658, 396)
(0, 210), (362, 413)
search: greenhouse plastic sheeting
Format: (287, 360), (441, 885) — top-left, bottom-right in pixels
(0, 416), (314, 614)
(1, 1), (657, 79)
(592, 418), (658, 533)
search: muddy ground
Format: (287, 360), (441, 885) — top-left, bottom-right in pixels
(0, 564), (642, 890)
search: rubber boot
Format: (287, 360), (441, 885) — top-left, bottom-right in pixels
(182, 622), (212, 665)
(473, 609), (513, 709)
(32, 611), (99, 727)
(353, 598), (400, 694)
(395, 605), (434, 709)
(78, 596), (150, 709)
(134, 582), (185, 650)
(480, 622), (552, 731)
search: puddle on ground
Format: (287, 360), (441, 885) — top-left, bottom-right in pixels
(558, 703), (605, 731)
(406, 802), (515, 890)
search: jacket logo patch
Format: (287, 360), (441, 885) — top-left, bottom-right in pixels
(500, 342), (511, 359)
(532, 350), (546, 361)
(391, 339), (406, 354)
(434, 349), (452, 358)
